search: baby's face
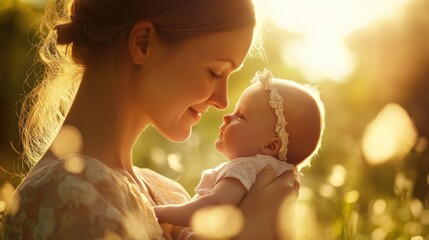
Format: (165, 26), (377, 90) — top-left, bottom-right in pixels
(215, 84), (277, 160)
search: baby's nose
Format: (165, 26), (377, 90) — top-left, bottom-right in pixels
(223, 114), (232, 123)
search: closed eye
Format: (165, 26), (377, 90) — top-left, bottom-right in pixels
(237, 113), (245, 120)
(209, 70), (223, 80)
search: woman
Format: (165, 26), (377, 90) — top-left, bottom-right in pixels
(4, 0), (299, 239)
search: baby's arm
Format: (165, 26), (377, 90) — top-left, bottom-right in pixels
(154, 177), (247, 227)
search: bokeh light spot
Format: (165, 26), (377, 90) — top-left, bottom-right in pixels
(394, 173), (414, 197)
(167, 153), (183, 173)
(329, 165), (347, 187)
(7, 192), (21, 217)
(298, 186), (314, 201)
(288, 201), (318, 240)
(362, 103), (417, 165)
(51, 125), (83, 157)
(190, 205), (244, 239)
(343, 190), (360, 204)
(372, 199), (387, 215)
(63, 156), (86, 174)
(420, 209), (429, 225)
(0, 200), (6, 212)
(398, 208), (412, 222)
(0, 182), (19, 216)
(410, 199), (423, 219)
(150, 147), (166, 165)
(318, 183), (336, 199)
(415, 137), (428, 153)
(404, 222), (423, 236)
(371, 227), (387, 240)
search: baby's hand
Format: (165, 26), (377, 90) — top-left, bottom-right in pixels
(153, 205), (166, 224)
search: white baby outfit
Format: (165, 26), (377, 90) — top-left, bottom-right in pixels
(194, 154), (296, 195)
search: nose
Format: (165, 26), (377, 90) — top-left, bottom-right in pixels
(223, 114), (232, 124)
(208, 80), (228, 110)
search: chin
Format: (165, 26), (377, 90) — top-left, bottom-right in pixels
(154, 120), (196, 143)
(165, 129), (192, 143)
(215, 143), (228, 157)
(215, 140), (222, 151)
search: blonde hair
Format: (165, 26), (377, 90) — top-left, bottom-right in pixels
(20, 0), (257, 166)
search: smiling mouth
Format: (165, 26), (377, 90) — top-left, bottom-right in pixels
(189, 108), (202, 121)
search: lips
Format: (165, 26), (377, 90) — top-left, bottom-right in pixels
(189, 107), (203, 122)
(189, 106), (209, 121)
(218, 125), (225, 137)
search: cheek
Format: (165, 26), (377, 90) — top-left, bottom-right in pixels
(222, 125), (260, 158)
(184, 80), (213, 103)
(226, 124), (263, 146)
(224, 126), (244, 146)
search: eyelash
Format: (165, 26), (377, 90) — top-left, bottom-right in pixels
(209, 70), (223, 80)
(236, 113), (245, 120)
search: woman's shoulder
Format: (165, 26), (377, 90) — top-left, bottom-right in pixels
(18, 154), (117, 191)
(4, 155), (163, 240)
(11, 154), (124, 216)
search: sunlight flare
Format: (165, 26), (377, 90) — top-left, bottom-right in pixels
(253, 0), (409, 82)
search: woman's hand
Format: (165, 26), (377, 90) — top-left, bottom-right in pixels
(235, 166), (300, 240)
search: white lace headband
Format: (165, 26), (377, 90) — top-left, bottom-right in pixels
(251, 69), (289, 161)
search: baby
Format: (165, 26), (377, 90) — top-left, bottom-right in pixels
(154, 69), (325, 227)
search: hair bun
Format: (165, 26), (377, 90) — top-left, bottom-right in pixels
(55, 21), (82, 45)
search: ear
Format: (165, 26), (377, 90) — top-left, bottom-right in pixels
(128, 21), (155, 65)
(260, 137), (282, 156)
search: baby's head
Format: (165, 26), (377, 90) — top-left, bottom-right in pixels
(216, 70), (325, 167)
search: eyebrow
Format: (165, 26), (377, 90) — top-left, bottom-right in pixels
(216, 58), (238, 69)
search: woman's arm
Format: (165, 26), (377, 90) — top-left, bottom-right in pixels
(154, 178), (247, 227)
(235, 166), (299, 240)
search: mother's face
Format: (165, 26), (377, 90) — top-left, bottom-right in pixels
(132, 26), (254, 142)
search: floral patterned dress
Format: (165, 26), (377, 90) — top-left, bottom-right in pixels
(3, 154), (192, 240)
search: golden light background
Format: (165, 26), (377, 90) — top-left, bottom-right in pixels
(1, 0), (429, 239)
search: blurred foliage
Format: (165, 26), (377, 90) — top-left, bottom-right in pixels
(1, 0), (429, 239)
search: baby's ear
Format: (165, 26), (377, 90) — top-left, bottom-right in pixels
(260, 137), (282, 156)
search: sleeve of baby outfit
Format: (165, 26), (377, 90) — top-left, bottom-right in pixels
(193, 162), (229, 196)
(215, 159), (258, 192)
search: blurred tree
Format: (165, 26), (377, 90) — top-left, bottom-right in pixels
(0, 0), (42, 186)
(348, 0), (429, 205)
